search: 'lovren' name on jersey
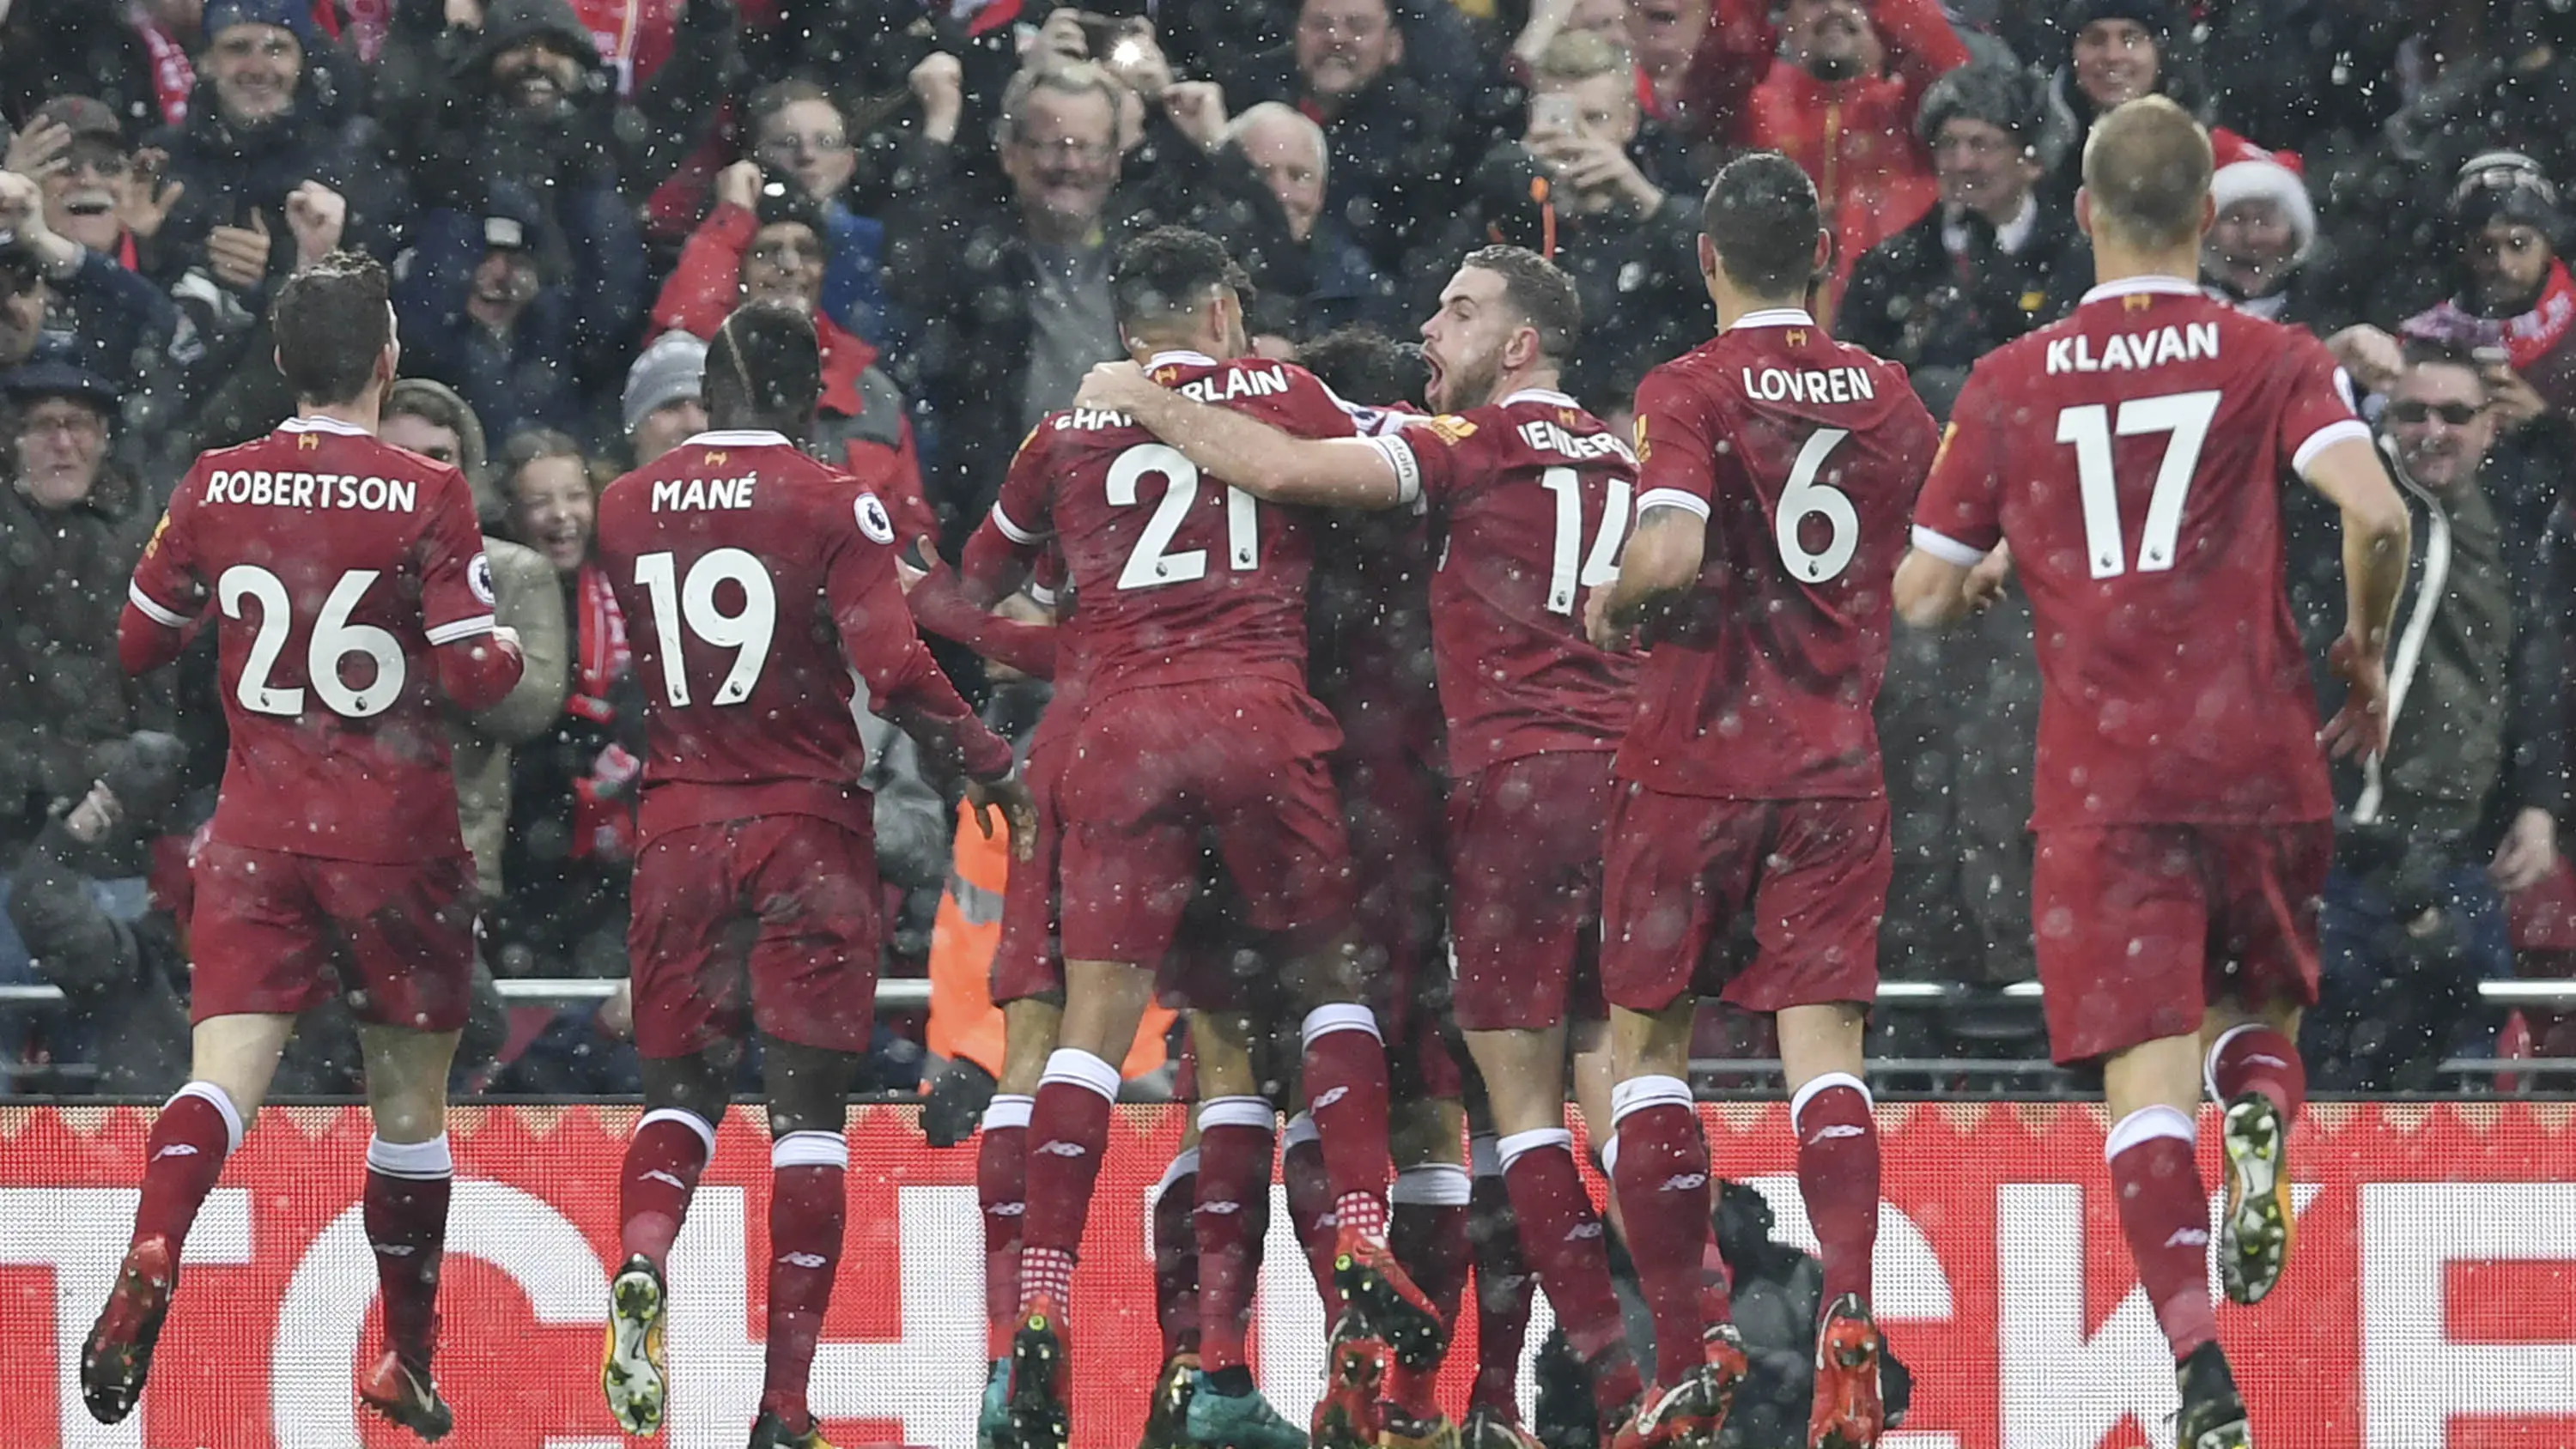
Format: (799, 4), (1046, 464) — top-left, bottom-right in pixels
(1619, 309), (1941, 799)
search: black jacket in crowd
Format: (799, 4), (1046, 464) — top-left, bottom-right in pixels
(1838, 197), (2090, 420)
(884, 106), (1305, 547)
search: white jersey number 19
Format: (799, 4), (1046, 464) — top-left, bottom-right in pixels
(2056, 390), (2221, 579)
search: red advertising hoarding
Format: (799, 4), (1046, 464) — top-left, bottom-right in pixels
(2, 1100), (2572, 1448)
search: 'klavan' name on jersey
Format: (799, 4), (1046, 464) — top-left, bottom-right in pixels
(1741, 366), (1878, 405)
(204, 470), (420, 512)
(651, 475), (757, 511)
(2044, 322), (2221, 375)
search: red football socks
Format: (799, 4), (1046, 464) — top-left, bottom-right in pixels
(1195, 1098), (1278, 1373)
(1467, 1143), (1534, 1421)
(1153, 1147), (1203, 1362)
(364, 1134), (453, 1373)
(1385, 1163), (1472, 1418)
(1282, 1115), (1342, 1307)
(2208, 1025), (2306, 1127)
(132, 1083), (240, 1254)
(1500, 1127), (1643, 1416)
(1300, 1005), (1393, 1245)
(1791, 1074), (1880, 1307)
(2106, 1106), (2218, 1361)
(621, 1107), (715, 1270)
(1611, 1076), (1714, 1385)
(1019, 1050), (1121, 1310)
(761, 1132), (848, 1435)
(977, 1096), (1031, 1360)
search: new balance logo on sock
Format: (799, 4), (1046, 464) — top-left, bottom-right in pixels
(1038, 1140), (1088, 1158)
(641, 1169), (686, 1189)
(2165, 1228), (2210, 1249)
(2244, 1053), (2289, 1069)
(1565, 1222), (1605, 1241)
(1313, 1086), (1349, 1110)
(374, 1243), (417, 1257)
(1660, 1173), (1709, 1191)
(152, 1144), (199, 1160)
(1198, 1199), (1243, 1216)
(1807, 1124), (1867, 1143)
(781, 1252), (829, 1269)
(992, 1202), (1026, 1216)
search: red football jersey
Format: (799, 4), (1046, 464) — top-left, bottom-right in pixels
(596, 430), (1011, 841)
(1912, 276), (2367, 828)
(129, 416), (497, 864)
(1363, 388), (1641, 775)
(1619, 309), (1940, 798)
(985, 349), (1360, 702)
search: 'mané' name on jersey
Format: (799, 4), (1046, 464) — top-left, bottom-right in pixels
(650, 473), (759, 511)
(2043, 320), (2221, 374)
(201, 469), (423, 512)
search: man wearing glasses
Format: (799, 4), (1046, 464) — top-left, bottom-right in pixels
(2287, 338), (2568, 1089)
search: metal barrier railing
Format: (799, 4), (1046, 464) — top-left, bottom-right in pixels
(4, 976), (2573, 1009)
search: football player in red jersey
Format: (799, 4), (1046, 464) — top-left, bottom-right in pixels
(1073, 246), (1659, 1449)
(1894, 97), (2409, 1449)
(91, 252), (528, 1439)
(958, 227), (1438, 1449)
(588, 301), (1031, 1449)
(1583, 153), (1940, 1449)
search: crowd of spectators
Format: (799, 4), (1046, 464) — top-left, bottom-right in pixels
(5, 0), (2576, 1096)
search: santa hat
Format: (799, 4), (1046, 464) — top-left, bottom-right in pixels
(2208, 130), (2316, 263)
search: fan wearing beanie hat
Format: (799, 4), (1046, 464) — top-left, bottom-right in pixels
(2397, 150), (2576, 420)
(1842, 58), (2091, 418)
(623, 330), (708, 465)
(2202, 134), (2318, 322)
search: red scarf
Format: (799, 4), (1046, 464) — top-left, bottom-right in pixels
(2500, 258), (2576, 371)
(2415, 258), (2576, 372)
(133, 10), (194, 125)
(568, 563), (636, 862)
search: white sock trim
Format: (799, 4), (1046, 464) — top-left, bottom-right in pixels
(1281, 1112), (1320, 1151)
(1599, 1136), (1619, 1178)
(1040, 1048), (1121, 1103)
(773, 1130), (850, 1171)
(639, 1106), (718, 1155)
(2204, 1023), (2263, 1105)
(1610, 1074), (1692, 1124)
(2104, 1104), (2197, 1163)
(1469, 1133), (1503, 1178)
(1391, 1161), (1473, 1205)
(1300, 1002), (1382, 1048)
(1789, 1072), (1873, 1134)
(1495, 1127), (1575, 1173)
(1155, 1147), (1202, 1197)
(981, 1094), (1036, 1133)
(367, 1133), (454, 1180)
(1196, 1094), (1276, 1133)
(170, 1081), (246, 1155)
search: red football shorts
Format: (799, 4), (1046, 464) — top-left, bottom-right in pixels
(1600, 785), (1888, 1015)
(989, 734), (1068, 1007)
(1055, 679), (1354, 966)
(627, 815), (883, 1060)
(188, 842), (476, 1031)
(2030, 822), (2332, 1065)
(1448, 752), (1615, 1033)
